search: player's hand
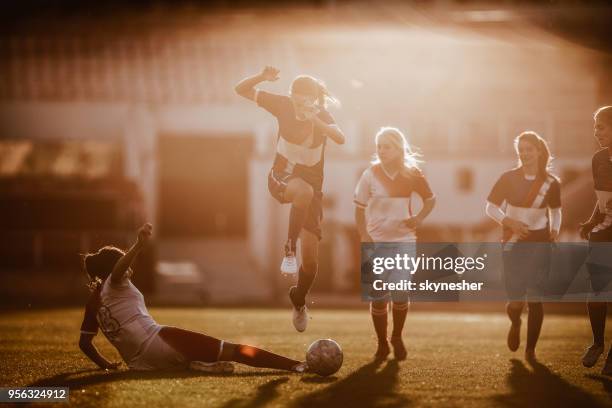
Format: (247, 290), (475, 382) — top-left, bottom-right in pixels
(260, 66), (280, 82)
(549, 229), (559, 242)
(503, 217), (529, 239)
(403, 216), (422, 229)
(579, 220), (595, 240)
(137, 223), (153, 244)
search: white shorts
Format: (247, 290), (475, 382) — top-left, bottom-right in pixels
(128, 330), (187, 371)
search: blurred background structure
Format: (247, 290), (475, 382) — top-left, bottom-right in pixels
(1, 0), (611, 307)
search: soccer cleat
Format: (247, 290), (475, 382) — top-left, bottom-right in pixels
(189, 360), (235, 374)
(374, 340), (390, 361)
(582, 344), (605, 368)
(602, 348), (612, 376)
(280, 240), (298, 275)
(289, 286), (308, 332)
(390, 336), (407, 361)
(292, 305), (309, 332)
(292, 362), (309, 373)
(507, 322), (521, 352)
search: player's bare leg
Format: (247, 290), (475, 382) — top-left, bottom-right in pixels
(506, 301), (523, 352)
(159, 327), (304, 372)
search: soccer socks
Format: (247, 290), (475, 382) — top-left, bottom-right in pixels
(295, 265), (317, 306)
(370, 302), (389, 343)
(228, 344), (300, 371)
(526, 302), (543, 350)
(391, 302), (409, 338)
(587, 302), (607, 346)
(288, 205), (308, 251)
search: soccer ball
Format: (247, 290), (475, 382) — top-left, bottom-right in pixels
(306, 339), (343, 376)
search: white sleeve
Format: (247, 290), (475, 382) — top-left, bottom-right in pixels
(485, 201), (506, 225)
(354, 169), (371, 209)
(550, 207), (562, 233)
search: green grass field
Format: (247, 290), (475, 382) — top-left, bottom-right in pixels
(2, 308), (612, 407)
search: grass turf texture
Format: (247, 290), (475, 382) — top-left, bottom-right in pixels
(2, 308), (612, 407)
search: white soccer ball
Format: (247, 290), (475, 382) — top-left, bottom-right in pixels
(306, 338), (343, 376)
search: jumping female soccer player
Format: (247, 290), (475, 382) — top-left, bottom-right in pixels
(235, 66), (345, 332)
(354, 127), (435, 360)
(485, 131), (561, 361)
(79, 224), (306, 373)
(580, 106), (612, 374)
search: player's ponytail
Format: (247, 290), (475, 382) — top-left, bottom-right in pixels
(82, 246), (125, 291)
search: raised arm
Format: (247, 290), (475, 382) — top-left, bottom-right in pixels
(110, 223), (152, 285)
(234, 66), (280, 101)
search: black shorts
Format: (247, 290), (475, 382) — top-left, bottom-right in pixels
(502, 229), (551, 301)
(587, 224), (612, 293)
(267, 169), (323, 240)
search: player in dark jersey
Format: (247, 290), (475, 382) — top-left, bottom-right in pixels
(485, 131), (561, 362)
(235, 66), (345, 332)
(579, 106), (612, 374)
(79, 224), (307, 373)
(354, 127), (435, 361)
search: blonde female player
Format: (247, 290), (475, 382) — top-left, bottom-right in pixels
(485, 131), (561, 361)
(79, 224), (307, 373)
(354, 127), (436, 360)
(579, 106), (612, 374)
(235, 66), (345, 332)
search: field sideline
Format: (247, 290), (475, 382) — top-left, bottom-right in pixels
(1, 308), (612, 407)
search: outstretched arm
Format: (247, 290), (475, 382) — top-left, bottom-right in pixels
(110, 223), (152, 285)
(78, 333), (121, 370)
(234, 66), (279, 101)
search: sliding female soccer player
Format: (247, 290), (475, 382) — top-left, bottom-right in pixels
(79, 224), (307, 373)
(580, 106), (612, 374)
(485, 131), (561, 361)
(235, 67), (345, 332)
(354, 127), (435, 360)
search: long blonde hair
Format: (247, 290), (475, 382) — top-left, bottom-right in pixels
(371, 126), (422, 170)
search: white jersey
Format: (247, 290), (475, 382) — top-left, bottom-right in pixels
(97, 276), (161, 369)
(354, 165), (434, 242)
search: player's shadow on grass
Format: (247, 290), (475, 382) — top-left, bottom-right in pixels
(493, 359), (605, 408)
(292, 359), (410, 408)
(219, 377), (289, 408)
(27, 367), (289, 389)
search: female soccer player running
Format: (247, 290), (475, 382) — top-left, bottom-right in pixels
(79, 224), (307, 373)
(235, 67), (345, 332)
(485, 131), (561, 361)
(354, 127), (435, 360)
(580, 106), (612, 374)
